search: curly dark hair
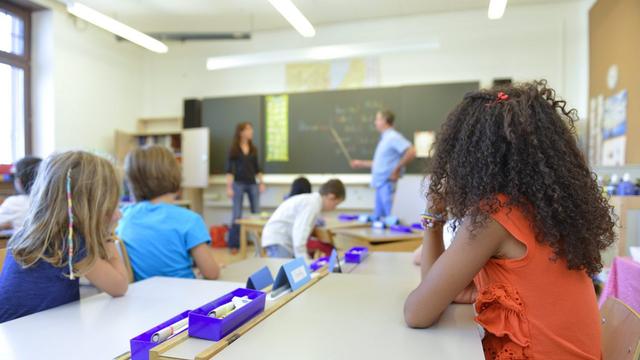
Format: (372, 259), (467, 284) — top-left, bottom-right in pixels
(429, 80), (615, 276)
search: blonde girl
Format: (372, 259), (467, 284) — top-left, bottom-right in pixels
(0, 151), (129, 323)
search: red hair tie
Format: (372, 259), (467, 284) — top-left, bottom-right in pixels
(496, 92), (509, 101)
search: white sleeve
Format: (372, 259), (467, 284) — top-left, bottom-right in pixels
(290, 201), (320, 258)
(0, 196), (20, 227)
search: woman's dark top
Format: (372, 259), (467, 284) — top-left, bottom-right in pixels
(226, 149), (261, 184)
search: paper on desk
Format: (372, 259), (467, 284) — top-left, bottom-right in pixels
(630, 247), (640, 262)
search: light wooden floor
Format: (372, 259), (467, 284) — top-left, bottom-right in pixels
(209, 245), (257, 266)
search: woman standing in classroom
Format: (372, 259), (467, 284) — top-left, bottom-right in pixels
(226, 122), (265, 254)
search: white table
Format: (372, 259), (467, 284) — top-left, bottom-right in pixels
(0, 277), (243, 359)
(218, 257), (290, 283)
(348, 252), (421, 282)
(215, 274), (484, 359)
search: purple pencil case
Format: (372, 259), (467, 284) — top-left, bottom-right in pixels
(390, 225), (413, 233)
(130, 310), (190, 360)
(344, 246), (369, 264)
(310, 257), (330, 271)
(338, 214), (359, 222)
(188, 288), (266, 341)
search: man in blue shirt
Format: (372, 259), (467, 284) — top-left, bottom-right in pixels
(351, 110), (416, 218)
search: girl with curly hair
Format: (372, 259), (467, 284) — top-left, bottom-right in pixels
(404, 81), (615, 359)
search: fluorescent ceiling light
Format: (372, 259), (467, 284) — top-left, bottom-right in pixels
(488, 0), (508, 20)
(268, 0), (316, 38)
(206, 40), (440, 71)
(66, 2), (168, 53)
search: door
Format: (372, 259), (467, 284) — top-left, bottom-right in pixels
(181, 127), (209, 188)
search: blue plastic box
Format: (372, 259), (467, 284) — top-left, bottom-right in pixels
(390, 224), (413, 233)
(130, 310), (190, 360)
(338, 214), (359, 222)
(310, 256), (329, 271)
(188, 288), (266, 341)
(344, 246), (369, 264)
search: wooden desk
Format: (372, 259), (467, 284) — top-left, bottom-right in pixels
(333, 227), (423, 252)
(0, 229), (12, 248)
(215, 274), (484, 359)
(235, 217), (269, 259)
(0, 229), (12, 249)
(0, 277), (243, 360)
(218, 257), (290, 283)
(348, 252), (420, 282)
(235, 217), (368, 259)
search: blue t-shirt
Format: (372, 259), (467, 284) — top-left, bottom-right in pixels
(0, 249), (81, 323)
(371, 128), (412, 188)
(116, 202), (210, 281)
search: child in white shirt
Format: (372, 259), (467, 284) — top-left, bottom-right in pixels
(0, 156), (41, 230)
(262, 179), (345, 258)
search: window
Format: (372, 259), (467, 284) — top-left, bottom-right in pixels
(0, 3), (30, 164)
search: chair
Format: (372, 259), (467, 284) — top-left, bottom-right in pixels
(113, 237), (134, 283)
(601, 297), (640, 360)
(0, 247), (6, 275)
(308, 227), (335, 259)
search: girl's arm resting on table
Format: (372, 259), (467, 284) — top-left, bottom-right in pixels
(404, 217), (508, 328)
(191, 243), (221, 280)
(85, 242), (129, 297)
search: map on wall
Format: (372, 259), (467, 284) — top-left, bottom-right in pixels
(286, 58), (379, 92)
(265, 95), (289, 162)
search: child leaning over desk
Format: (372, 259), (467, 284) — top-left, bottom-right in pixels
(262, 179), (345, 259)
(0, 151), (129, 323)
(116, 145), (220, 281)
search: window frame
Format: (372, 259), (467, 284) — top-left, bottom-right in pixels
(0, 1), (32, 156)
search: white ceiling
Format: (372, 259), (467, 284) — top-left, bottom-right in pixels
(76, 0), (576, 33)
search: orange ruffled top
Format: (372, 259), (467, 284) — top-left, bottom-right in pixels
(473, 195), (602, 360)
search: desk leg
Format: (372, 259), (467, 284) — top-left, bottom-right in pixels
(239, 225), (247, 259)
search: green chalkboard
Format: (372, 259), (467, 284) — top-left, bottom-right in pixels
(264, 82), (479, 174)
(201, 82), (478, 175)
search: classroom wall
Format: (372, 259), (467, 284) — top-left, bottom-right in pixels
(26, 0), (594, 226)
(139, 1), (591, 120)
(30, 0), (145, 157)
(589, 0), (640, 164)
(135, 0), (593, 225)
(28, 0), (592, 157)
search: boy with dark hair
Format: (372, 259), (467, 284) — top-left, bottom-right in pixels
(262, 179), (346, 258)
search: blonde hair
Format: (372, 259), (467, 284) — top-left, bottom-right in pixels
(125, 145), (181, 201)
(10, 151), (120, 277)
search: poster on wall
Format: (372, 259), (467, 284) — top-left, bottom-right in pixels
(265, 95), (289, 162)
(286, 58), (380, 92)
(414, 131), (435, 158)
(601, 89), (627, 166)
(588, 95), (604, 166)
